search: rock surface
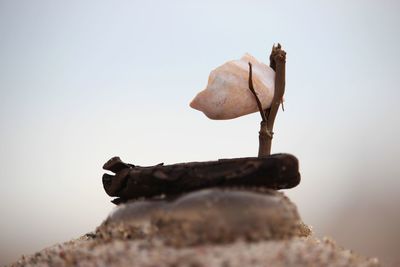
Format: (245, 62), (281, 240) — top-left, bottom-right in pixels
(9, 236), (380, 267)
(99, 188), (310, 246)
(190, 53), (275, 120)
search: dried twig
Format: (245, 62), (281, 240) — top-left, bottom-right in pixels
(248, 62), (267, 122)
(249, 43), (286, 157)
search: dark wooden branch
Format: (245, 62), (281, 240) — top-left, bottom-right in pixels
(102, 154), (300, 203)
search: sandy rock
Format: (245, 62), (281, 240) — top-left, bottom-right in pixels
(9, 236), (380, 267)
(98, 188), (310, 246)
(7, 189), (381, 267)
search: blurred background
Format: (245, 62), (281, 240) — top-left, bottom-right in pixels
(0, 0), (399, 266)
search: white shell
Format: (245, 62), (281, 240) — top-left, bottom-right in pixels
(190, 53), (275, 120)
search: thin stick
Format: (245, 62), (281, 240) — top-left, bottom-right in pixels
(248, 43), (286, 157)
(248, 62), (267, 122)
(266, 43), (286, 139)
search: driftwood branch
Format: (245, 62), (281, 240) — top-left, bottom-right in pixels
(102, 154), (300, 203)
(248, 43), (286, 157)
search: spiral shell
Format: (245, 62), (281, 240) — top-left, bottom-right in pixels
(190, 54), (275, 120)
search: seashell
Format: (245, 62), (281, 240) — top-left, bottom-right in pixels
(190, 53), (275, 120)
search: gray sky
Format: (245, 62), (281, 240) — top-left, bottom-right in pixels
(1, 0), (400, 265)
